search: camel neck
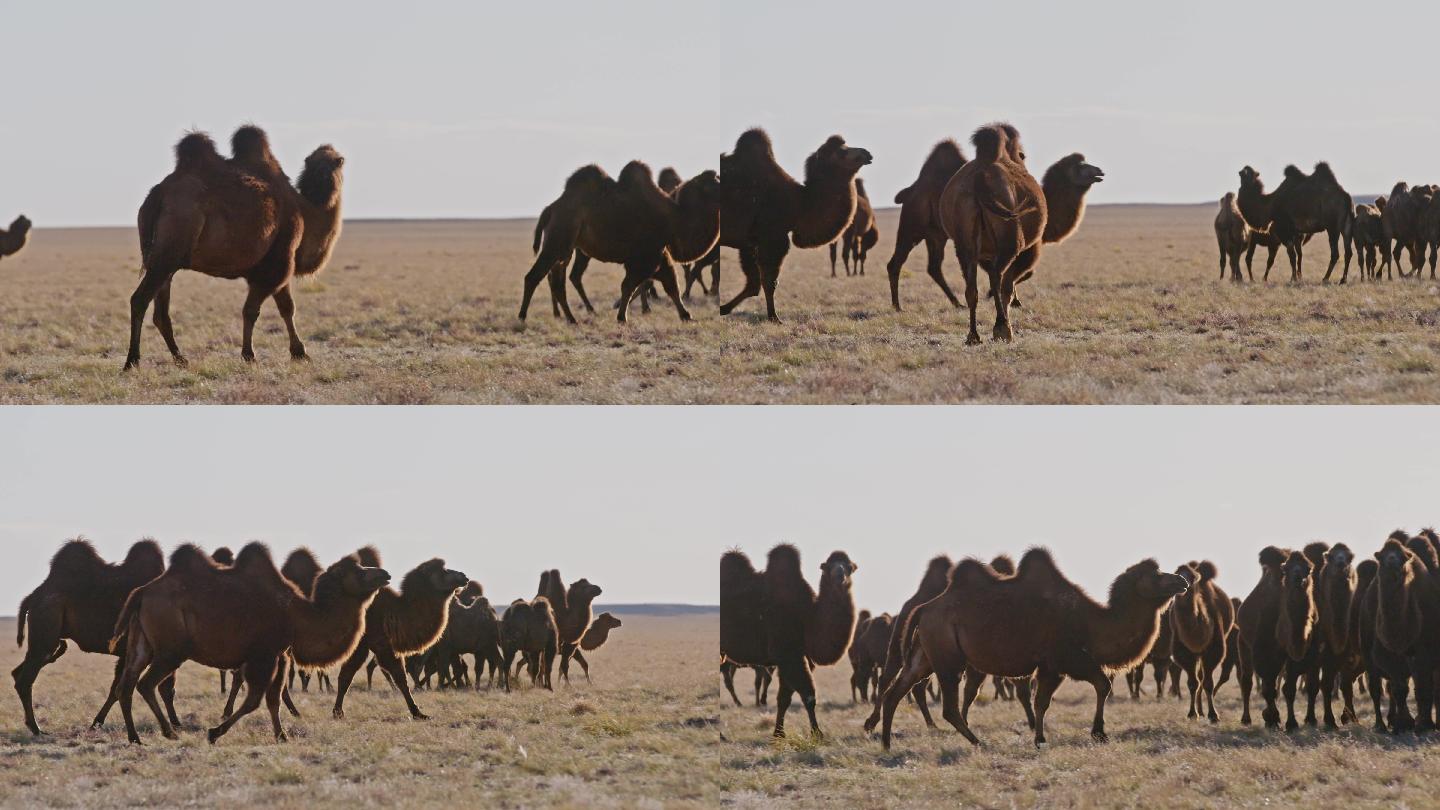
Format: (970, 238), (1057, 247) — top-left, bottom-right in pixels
(804, 575), (856, 667)
(289, 591), (370, 667)
(1087, 597), (1166, 670)
(667, 194), (721, 265)
(792, 175), (856, 249)
(1042, 179), (1087, 244)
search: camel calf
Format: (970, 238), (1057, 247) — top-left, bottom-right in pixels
(1215, 193), (1251, 282)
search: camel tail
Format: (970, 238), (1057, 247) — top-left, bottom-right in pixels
(109, 591), (142, 654)
(894, 186), (914, 206)
(899, 601), (927, 664)
(16, 592), (32, 646)
(533, 205), (552, 254)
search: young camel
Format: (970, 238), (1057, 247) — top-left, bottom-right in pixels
(1169, 561), (1235, 723)
(829, 179), (878, 277)
(720, 544), (858, 738)
(1351, 202), (1387, 281)
(1236, 546), (1320, 730)
(0, 214), (31, 262)
(1215, 193), (1251, 282)
(878, 550), (1186, 748)
(279, 547), (333, 693)
(521, 162), (720, 323)
(721, 661), (775, 706)
(571, 611), (622, 682)
(861, 555), (952, 733)
(110, 543), (389, 744)
(125, 127), (344, 370)
(500, 597), (559, 690)
(1314, 543), (1361, 727)
(331, 551), (469, 720)
(939, 125), (1104, 344)
(544, 573), (602, 683)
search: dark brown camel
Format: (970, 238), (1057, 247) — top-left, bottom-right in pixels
(1420, 189), (1440, 279)
(1372, 534), (1440, 732)
(1236, 546), (1320, 730)
(720, 544), (858, 738)
(0, 214), (32, 262)
(500, 597), (559, 690)
(1352, 201), (1387, 280)
(886, 139), (969, 311)
(1215, 193), (1252, 282)
(829, 179), (877, 278)
(1169, 561), (1235, 723)
(879, 549), (1186, 748)
(1351, 556), (1393, 731)
(110, 543), (388, 744)
(1314, 543), (1361, 727)
(862, 555), (952, 733)
(717, 130), (873, 322)
(13, 538), (171, 735)
(940, 125), (1104, 344)
(1126, 606), (1180, 701)
(581, 611), (622, 651)
(1381, 183), (1429, 278)
(522, 162), (720, 323)
(1216, 596), (1247, 694)
(1235, 163), (1353, 283)
(126, 127), (344, 370)
(414, 582), (502, 689)
(847, 610), (874, 700)
(720, 661), (775, 706)
(330, 550), (468, 720)
(278, 547), (332, 693)
(849, 611), (892, 702)
(545, 573), (602, 683)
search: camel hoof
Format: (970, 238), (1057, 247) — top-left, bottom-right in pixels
(718, 304), (734, 316)
(290, 349), (309, 362)
(163, 729), (179, 740)
(276, 731), (288, 742)
(965, 333), (982, 347)
(1091, 731), (1108, 743)
(128, 737), (143, 746)
(332, 709), (345, 720)
(172, 355), (188, 368)
(1284, 720), (1298, 732)
(241, 350), (256, 363)
(206, 728), (222, 744)
(992, 326), (1013, 343)
(122, 358), (140, 372)
(766, 316), (783, 325)
(678, 311), (692, 322)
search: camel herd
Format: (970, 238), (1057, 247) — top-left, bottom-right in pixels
(720, 530), (1440, 749)
(11, 538), (620, 744)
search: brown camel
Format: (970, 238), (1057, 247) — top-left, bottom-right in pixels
(1352, 201), (1387, 281)
(1215, 193), (1252, 282)
(1216, 596), (1247, 694)
(862, 555), (953, 733)
(1419, 190), (1440, 279)
(886, 140), (969, 310)
(580, 612), (622, 651)
(1169, 561), (1235, 723)
(717, 130), (873, 322)
(330, 550), (468, 719)
(414, 582), (503, 689)
(1381, 183), (1430, 278)
(879, 549), (1186, 748)
(829, 179), (878, 278)
(276, 548), (332, 693)
(13, 538), (172, 735)
(1351, 555), (1393, 731)
(0, 214), (31, 262)
(940, 125), (1104, 344)
(1126, 606), (1180, 701)
(522, 162), (720, 323)
(1372, 533), (1440, 732)
(720, 544), (858, 738)
(548, 573), (602, 683)
(1314, 543), (1361, 727)
(111, 543), (389, 744)
(720, 661), (775, 706)
(1236, 546), (1320, 729)
(500, 597), (559, 691)
(849, 611), (892, 702)
(1235, 163), (1353, 283)
(847, 610), (874, 700)
(126, 127), (344, 370)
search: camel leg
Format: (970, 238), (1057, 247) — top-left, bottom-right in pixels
(124, 266), (175, 371)
(958, 667), (984, 729)
(1413, 663), (1436, 733)
(1169, 662), (1183, 698)
(774, 655), (819, 738)
(1319, 658), (1340, 729)
(756, 667), (772, 705)
(1015, 677), (1037, 730)
(615, 258), (655, 324)
(1245, 241), (1257, 280)
(331, 645), (369, 719)
(151, 279), (187, 365)
(1031, 669), (1063, 748)
(923, 235), (961, 308)
(829, 242), (838, 278)
(158, 674), (180, 728)
(878, 646), (932, 750)
(1263, 244), (1279, 282)
(1153, 661), (1166, 702)
(956, 246), (982, 346)
(12, 610), (64, 735)
(223, 665), (245, 719)
(885, 233), (920, 311)
(991, 255), (1019, 343)
(90, 654), (125, 730)
(1322, 228), (1343, 283)
(137, 658), (181, 740)
(1229, 251), (1246, 284)
(718, 246), (762, 317)
(519, 231), (574, 320)
(653, 257), (692, 322)
(1218, 251), (1226, 281)
(375, 648), (429, 719)
(564, 253), (596, 314)
(271, 285), (308, 359)
(1303, 665), (1321, 726)
(1084, 668), (1113, 742)
(911, 680), (937, 728)
(1184, 658), (1200, 720)
(721, 664), (741, 706)
(208, 656), (277, 744)
(757, 236), (789, 323)
(239, 284), (268, 363)
(281, 660), (301, 718)
(116, 632), (154, 745)
(1339, 665), (1358, 724)
(266, 659), (288, 742)
(547, 261), (577, 324)
(1200, 648), (1221, 723)
(938, 670), (980, 746)
(1281, 667), (1301, 731)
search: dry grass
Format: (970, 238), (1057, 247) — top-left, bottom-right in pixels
(0, 614), (717, 808)
(3, 206), (1439, 403)
(718, 658), (1438, 808)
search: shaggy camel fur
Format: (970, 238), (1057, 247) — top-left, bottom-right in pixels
(1351, 556), (1393, 731)
(717, 130), (873, 322)
(522, 162), (720, 323)
(1314, 543), (1361, 727)
(879, 550), (1187, 748)
(111, 544), (388, 744)
(720, 544), (858, 737)
(126, 127), (344, 370)
(546, 574), (602, 683)
(940, 125), (1104, 344)
(500, 597), (559, 690)
(829, 179), (878, 277)
(1382, 183), (1430, 277)
(721, 661), (775, 706)
(413, 582), (502, 689)
(276, 548), (332, 693)
(0, 214), (31, 262)
(1373, 534), (1440, 732)
(1169, 561), (1235, 723)
(862, 555), (953, 733)
(1237, 546), (1320, 730)
(1235, 164), (1353, 283)
(1126, 606), (1180, 701)
(849, 612), (892, 702)
(886, 140), (969, 311)
(1215, 193), (1252, 282)
(330, 551), (468, 720)
(13, 539), (170, 735)
(1352, 202), (1388, 280)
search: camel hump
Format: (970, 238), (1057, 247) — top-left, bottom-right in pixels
(564, 164), (610, 193)
(230, 125), (284, 175)
(351, 546), (382, 569)
(1312, 162), (1337, 182)
(721, 549), (757, 585)
(733, 128), (775, 158)
(168, 544), (216, 573)
(765, 543), (803, 577)
(1220, 192), (1235, 207)
(1405, 537), (1440, 573)
(923, 139), (968, 174)
(950, 558), (999, 589)
(618, 160), (656, 189)
(49, 538), (104, 580)
(1356, 558), (1378, 582)
(894, 186), (914, 205)
(1195, 561), (1218, 582)
(1282, 165), (1307, 181)
(970, 124), (1012, 163)
(233, 542), (280, 577)
(1302, 542), (1330, 567)
(174, 132), (222, 171)
(989, 554), (1016, 576)
(1258, 546), (1288, 570)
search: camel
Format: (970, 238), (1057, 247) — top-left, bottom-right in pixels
(500, 597), (559, 691)
(1419, 190), (1440, 279)
(1352, 201), (1387, 281)
(862, 555), (953, 733)
(579, 612), (621, 650)
(125, 127), (344, 370)
(1314, 543), (1361, 727)
(939, 125), (1104, 344)
(846, 610), (873, 700)
(1215, 194), (1252, 282)
(878, 549), (1187, 748)
(110, 543), (389, 744)
(1168, 561), (1235, 723)
(276, 548), (333, 693)
(720, 544), (858, 738)
(1381, 183), (1430, 278)
(886, 140), (969, 311)
(829, 179), (877, 277)
(1216, 596), (1247, 693)
(1234, 163), (1353, 283)
(685, 246), (722, 299)
(1351, 556), (1394, 731)
(717, 130), (873, 322)
(849, 612), (892, 702)
(537, 571), (602, 683)
(720, 661), (775, 706)
(412, 582), (502, 689)
(521, 162), (720, 324)
(1372, 534), (1440, 732)
(1236, 546), (1321, 730)
(13, 538), (172, 735)
(330, 550), (468, 720)
(0, 214), (31, 262)
(1126, 606), (1180, 701)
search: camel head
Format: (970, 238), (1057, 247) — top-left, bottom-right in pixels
(657, 167), (683, 194)
(1375, 195), (1388, 211)
(297, 145), (345, 209)
(1121, 559), (1189, 604)
(319, 555), (392, 600)
(569, 578), (603, 603)
(1324, 543), (1355, 578)
(410, 558), (469, 596)
(594, 612), (622, 631)
(818, 550), (858, 588)
(456, 580), (484, 607)
(9, 215), (31, 235)
(1174, 563), (1199, 588)
(1056, 154), (1104, 188)
(1281, 550), (1314, 601)
(806, 136), (873, 183)
(1238, 166), (1262, 191)
(1375, 538), (1417, 589)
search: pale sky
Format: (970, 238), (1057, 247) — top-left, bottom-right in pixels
(3, 407), (1438, 612)
(7, 1), (1440, 227)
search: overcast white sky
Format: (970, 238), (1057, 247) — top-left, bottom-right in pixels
(7, 1), (1440, 226)
(2, 407), (1437, 612)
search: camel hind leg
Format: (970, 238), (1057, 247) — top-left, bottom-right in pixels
(652, 257), (692, 322)
(519, 226), (575, 320)
(955, 243), (983, 346)
(376, 648), (430, 718)
(884, 231), (921, 311)
(271, 285), (308, 359)
(1322, 227), (1345, 283)
(1030, 669), (1064, 747)
(938, 669), (980, 746)
(150, 279), (187, 365)
(137, 657), (181, 740)
(547, 261), (577, 324)
(718, 246), (762, 317)
(208, 656), (278, 744)
(12, 607), (64, 735)
(877, 645), (933, 749)
(772, 655), (820, 739)
(124, 265), (178, 371)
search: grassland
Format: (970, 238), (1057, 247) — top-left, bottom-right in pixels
(3, 205), (1438, 404)
(0, 614), (718, 808)
(717, 657), (1440, 808)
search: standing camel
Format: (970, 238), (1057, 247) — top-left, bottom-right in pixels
(1235, 163), (1353, 283)
(829, 179), (877, 277)
(1169, 561), (1234, 723)
(720, 545), (858, 738)
(0, 215), (32, 262)
(886, 140), (969, 311)
(1351, 201), (1387, 281)
(1314, 543), (1361, 727)
(125, 127), (344, 370)
(1371, 534), (1440, 732)
(1215, 194), (1251, 282)
(717, 130), (873, 322)
(862, 555), (953, 734)
(1237, 546), (1320, 730)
